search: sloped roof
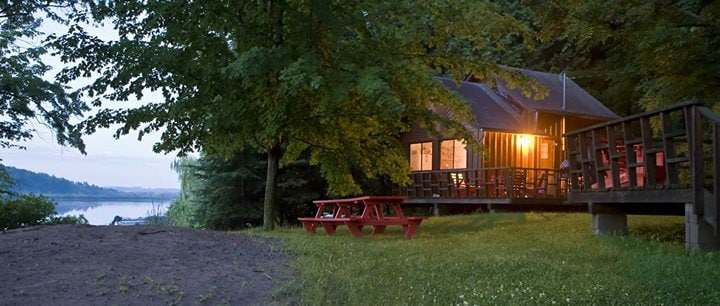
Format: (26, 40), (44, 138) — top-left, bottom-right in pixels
(437, 68), (618, 134)
(438, 78), (522, 132)
(496, 68), (619, 120)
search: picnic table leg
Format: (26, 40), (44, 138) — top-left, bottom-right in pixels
(301, 221), (317, 234)
(321, 222), (338, 235)
(371, 225), (386, 235)
(402, 219), (423, 238)
(345, 221), (363, 237)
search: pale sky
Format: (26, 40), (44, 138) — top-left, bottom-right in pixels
(0, 126), (180, 189)
(0, 14), (182, 189)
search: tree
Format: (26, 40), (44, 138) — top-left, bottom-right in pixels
(53, 0), (535, 230)
(167, 150), (325, 230)
(520, 0), (720, 116)
(0, 1), (86, 152)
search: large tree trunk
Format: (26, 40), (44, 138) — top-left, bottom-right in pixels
(263, 142), (282, 230)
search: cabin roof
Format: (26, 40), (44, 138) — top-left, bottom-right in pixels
(497, 68), (620, 120)
(438, 68), (619, 133)
(438, 78), (522, 132)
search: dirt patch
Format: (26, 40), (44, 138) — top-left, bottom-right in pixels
(0, 224), (294, 305)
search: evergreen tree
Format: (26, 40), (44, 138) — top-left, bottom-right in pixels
(167, 149), (325, 230)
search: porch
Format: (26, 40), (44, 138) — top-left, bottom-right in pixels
(392, 167), (567, 205)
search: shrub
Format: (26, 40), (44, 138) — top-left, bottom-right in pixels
(0, 194), (55, 229)
(0, 194), (87, 230)
(47, 214), (88, 225)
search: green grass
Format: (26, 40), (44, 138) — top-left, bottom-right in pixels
(270, 212), (720, 305)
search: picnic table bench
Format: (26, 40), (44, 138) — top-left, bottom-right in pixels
(298, 196), (425, 238)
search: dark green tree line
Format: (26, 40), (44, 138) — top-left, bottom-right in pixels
(166, 149), (325, 230)
(517, 0), (720, 115)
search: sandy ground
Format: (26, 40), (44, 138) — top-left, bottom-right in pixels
(0, 224), (294, 305)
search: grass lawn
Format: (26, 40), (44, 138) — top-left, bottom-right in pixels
(270, 212), (720, 305)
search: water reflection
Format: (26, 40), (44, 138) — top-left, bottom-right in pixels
(59, 201), (170, 225)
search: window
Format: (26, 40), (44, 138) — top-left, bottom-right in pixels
(440, 139), (467, 169)
(410, 142), (432, 171)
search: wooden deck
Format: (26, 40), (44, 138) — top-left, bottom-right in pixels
(564, 101), (702, 203)
(565, 101), (720, 250)
(393, 167), (567, 206)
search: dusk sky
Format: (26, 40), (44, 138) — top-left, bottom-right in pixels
(1, 125), (181, 189)
(1, 19), (182, 189)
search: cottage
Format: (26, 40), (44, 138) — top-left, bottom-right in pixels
(393, 68), (619, 207)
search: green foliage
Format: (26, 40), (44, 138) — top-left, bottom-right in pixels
(52, 0), (536, 229)
(167, 150), (325, 230)
(519, 0), (720, 115)
(46, 214), (88, 225)
(0, 193), (86, 229)
(194, 152), (267, 230)
(0, 194), (55, 229)
(0, 0), (87, 151)
(0, 165), (14, 195)
(166, 201), (196, 226)
(274, 213), (720, 305)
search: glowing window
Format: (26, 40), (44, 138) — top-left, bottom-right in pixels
(410, 142), (433, 171)
(440, 139), (467, 169)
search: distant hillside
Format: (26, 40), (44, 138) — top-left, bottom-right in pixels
(6, 166), (122, 195)
(4, 166), (178, 200)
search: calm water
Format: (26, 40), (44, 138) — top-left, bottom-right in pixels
(58, 200), (171, 225)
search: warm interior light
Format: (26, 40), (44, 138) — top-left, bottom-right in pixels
(519, 134), (532, 147)
(519, 135), (533, 160)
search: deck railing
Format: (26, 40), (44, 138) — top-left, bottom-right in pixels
(393, 167), (567, 200)
(565, 100), (719, 233)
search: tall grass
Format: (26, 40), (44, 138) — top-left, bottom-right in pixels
(272, 213), (720, 305)
(145, 201), (167, 225)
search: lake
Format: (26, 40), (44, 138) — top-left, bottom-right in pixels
(58, 200), (171, 225)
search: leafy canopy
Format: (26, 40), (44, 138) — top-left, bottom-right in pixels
(520, 0), (720, 115)
(0, 0), (87, 151)
(53, 0), (534, 195)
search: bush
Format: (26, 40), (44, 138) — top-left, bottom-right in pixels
(47, 214), (89, 225)
(166, 196), (200, 227)
(0, 194), (87, 230)
(0, 194), (55, 229)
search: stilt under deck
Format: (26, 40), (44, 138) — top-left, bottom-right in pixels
(565, 101), (720, 251)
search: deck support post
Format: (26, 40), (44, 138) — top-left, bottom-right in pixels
(685, 203), (720, 250)
(433, 203), (440, 216)
(591, 214), (627, 235)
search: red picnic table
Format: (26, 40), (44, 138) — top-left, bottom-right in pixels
(298, 196), (425, 238)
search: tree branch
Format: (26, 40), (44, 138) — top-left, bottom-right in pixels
(677, 8), (720, 32)
(290, 137), (337, 151)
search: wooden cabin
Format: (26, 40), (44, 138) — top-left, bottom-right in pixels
(393, 68), (619, 207)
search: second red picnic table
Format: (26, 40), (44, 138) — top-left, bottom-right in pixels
(298, 196), (425, 238)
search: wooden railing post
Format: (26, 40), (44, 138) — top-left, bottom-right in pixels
(714, 124), (720, 235)
(688, 105), (705, 215)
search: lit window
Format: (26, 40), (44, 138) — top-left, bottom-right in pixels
(440, 139), (467, 169)
(410, 142), (432, 171)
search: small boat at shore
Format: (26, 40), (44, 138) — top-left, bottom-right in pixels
(110, 215), (164, 225)
(115, 217), (147, 225)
